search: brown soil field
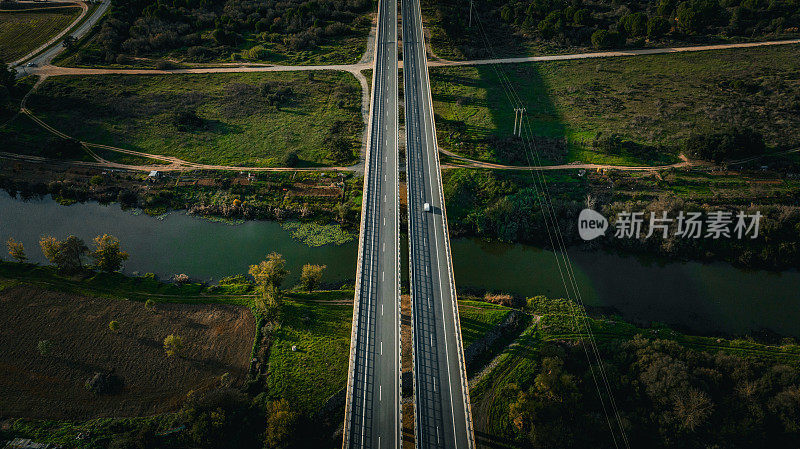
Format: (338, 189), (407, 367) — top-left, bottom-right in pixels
(0, 285), (254, 420)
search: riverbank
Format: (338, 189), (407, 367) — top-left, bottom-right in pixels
(444, 167), (800, 271)
(2, 187), (800, 338)
(0, 157), (362, 225)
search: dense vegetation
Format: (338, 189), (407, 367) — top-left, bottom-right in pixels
(66, 0), (373, 65)
(0, 167), (362, 226)
(443, 168), (800, 269)
(424, 0), (800, 59)
(474, 296), (800, 448)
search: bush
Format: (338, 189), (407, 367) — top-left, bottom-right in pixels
(620, 12), (649, 37)
(154, 60), (180, 70)
(37, 340), (53, 356)
(327, 135), (354, 164)
(300, 264), (326, 291)
(283, 151), (300, 167)
(163, 334), (184, 357)
(648, 16), (672, 37)
(172, 109), (203, 131)
(183, 389), (262, 449)
(592, 132), (624, 154)
(43, 137), (85, 160)
(684, 127), (765, 162)
(591, 30), (621, 49)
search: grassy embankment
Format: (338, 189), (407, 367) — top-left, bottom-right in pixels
(0, 7), (81, 61)
(20, 71), (362, 167)
(430, 45), (800, 166)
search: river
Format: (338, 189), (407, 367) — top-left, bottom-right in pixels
(1, 191), (798, 336)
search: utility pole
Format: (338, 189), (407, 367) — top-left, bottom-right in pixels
(513, 108), (526, 137)
(468, 0), (473, 28)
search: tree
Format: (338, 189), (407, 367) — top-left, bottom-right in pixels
(91, 234), (129, 272)
(62, 35), (77, 48)
(648, 16), (672, 37)
(676, 0), (724, 34)
(300, 264), (326, 292)
(264, 399), (298, 449)
(39, 235), (59, 263)
(590, 29), (621, 49)
(253, 284), (281, 321)
(37, 339), (52, 356)
(0, 58), (15, 92)
(282, 151), (299, 167)
(163, 334), (184, 357)
(249, 252), (288, 291)
(109, 320), (120, 332)
(336, 202), (349, 224)
(182, 389), (261, 449)
(620, 12), (649, 37)
(6, 238), (26, 263)
(40, 235), (88, 274)
(327, 135), (353, 164)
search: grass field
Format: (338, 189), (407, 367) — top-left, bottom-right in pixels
(0, 8), (80, 62)
(0, 281), (254, 420)
(26, 71), (363, 167)
(458, 299), (512, 347)
(265, 290), (353, 413)
(430, 45), (800, 166)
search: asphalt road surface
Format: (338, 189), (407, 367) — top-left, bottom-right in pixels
(342, 0), (401, 446)
(402, 0), (474, 447)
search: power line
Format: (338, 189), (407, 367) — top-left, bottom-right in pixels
(467, 8), (631, 448)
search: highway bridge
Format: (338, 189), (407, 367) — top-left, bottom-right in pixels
(341, 0), (402, 446)
(402, 0), (475, 446)
(343, 0), (474, 446)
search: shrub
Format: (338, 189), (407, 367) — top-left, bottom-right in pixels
(300, 264), (326, 292)
(172, 109), (203, 131)
(591, 29), (621, 49)
(620, 12), (649, 37)
(648, 16), (672, 37)
(37, 340), (53, 356)
(163, 334), (184, 357)
(684, 127), (765, 162)
(6, 237), (26, 263)
(283, 151), (300, 167)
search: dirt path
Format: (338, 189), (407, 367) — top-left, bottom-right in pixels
(10, 0), (88, 67)
(441, 147), (700, 172)
(28, 38), (800, 78)
(428, 38), (800, 67)
(15, 38), (797, 174)
(12, 104), (705, 174)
